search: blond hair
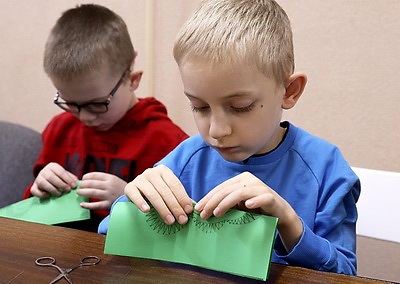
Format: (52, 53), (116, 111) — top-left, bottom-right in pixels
(173, 0), (294, 85)
(44, 4), (134, 81)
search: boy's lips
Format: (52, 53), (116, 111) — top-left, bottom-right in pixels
(86, 123), (108, 131)
(213, 146), (239, 153)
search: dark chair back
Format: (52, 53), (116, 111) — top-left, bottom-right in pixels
(0, 121), (42, 208)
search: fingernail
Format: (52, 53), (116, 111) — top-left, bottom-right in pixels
(200, 210), (208, 219)
(194, 203), (202, 211)
(141, 204), (150, 211)
(246, 200), (254, 208)
(185, 204), (193, 213)
(166, 214), (175, 224)
(178, 214), (188, 224)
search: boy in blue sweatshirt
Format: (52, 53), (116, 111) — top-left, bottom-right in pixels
(99, 0), (360, 275)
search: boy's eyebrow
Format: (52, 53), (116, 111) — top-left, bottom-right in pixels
(184, 92), (197, 99)
(58, 92), (109, 103)
(185, 91), (253, 100)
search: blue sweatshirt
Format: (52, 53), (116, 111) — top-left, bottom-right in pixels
(99, 121), (360, 275)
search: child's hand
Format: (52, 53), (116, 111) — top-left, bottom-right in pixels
(77, 172), (127, 210)
(31, 162), (78, 198)
(124, 165), (194, 225)
(195, 171), (304, 252)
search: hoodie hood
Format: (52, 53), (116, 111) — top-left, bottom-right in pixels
(114, 97), (172, 130)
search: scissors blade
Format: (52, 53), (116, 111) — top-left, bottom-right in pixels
(50, 269), (73, 284)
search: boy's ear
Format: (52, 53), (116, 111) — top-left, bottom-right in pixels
(282, 73), (307, 110)
(128, 70), (143, 91)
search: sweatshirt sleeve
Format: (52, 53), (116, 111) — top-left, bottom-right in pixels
(274, 180), (360, 275)
(98, 194), (130, 234)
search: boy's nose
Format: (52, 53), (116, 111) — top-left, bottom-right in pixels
(208, 114), (232, 140)
(77, 109), (98, 124)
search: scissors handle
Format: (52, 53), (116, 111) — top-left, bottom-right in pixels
(79, 255), (101, 266)
(35, 256), (57, 266)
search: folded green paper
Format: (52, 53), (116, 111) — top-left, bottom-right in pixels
(0, 182), (90, 225)
(104, 202), (278, 280)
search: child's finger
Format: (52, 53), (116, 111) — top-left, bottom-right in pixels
(44, 163), (78, 191)
(147, 166), (191, 224)
(30, 183), (51, 198)
(125, 178), (151, 212)
(160, 167), (193, 214)
(81, 172), (109, 181)
(139, 171), (185, 224)
(80, 200), (109, 210)
(126, 166), (190, 225)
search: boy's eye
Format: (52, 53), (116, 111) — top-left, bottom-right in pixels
(191, 102), (256, 113)
(190, 104), (210, 112)
(230, 103), (255, 113)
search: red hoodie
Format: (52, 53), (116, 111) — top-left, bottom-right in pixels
(24, 97), (188, 228)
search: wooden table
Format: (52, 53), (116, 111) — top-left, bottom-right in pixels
(0, 217), (391, 284)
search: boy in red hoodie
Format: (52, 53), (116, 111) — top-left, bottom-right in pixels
(23, 4), (188, 231)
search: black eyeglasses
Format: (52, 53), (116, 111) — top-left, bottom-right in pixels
(54, 66), (131, 114)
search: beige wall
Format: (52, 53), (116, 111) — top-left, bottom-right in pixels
(1, 0), (399, 172)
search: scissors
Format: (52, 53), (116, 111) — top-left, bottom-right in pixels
(35, 256), (101, 283)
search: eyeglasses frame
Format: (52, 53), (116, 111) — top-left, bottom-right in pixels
(54, 66), (131, 114)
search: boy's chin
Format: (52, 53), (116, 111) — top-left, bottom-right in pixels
(89, 124), (113, 131)
(218, 151), (251, 163)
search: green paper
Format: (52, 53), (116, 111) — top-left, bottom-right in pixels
(0, 181), (90, 225)
(104, 202), (278, 280)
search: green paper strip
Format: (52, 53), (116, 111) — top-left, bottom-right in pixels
(104, 202), (278, 280)
(0, 181), (90, 225)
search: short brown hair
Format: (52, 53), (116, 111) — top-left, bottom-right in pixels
(44, 4), (134, 81)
